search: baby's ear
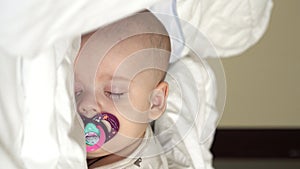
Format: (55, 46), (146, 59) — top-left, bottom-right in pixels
(148, 81), (168, 121)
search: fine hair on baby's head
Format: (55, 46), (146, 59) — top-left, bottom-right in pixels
(74, 10), (171, 164)
(79, 10), (171, 83)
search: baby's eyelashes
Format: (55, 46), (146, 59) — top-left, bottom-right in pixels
(103, 82), (128, 100)
(104, 91), (125, 100)
(74, 82), (84, 99)
(75, 90), (83, 97)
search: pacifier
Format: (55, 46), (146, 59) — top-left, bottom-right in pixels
(80, 113), (120, 152)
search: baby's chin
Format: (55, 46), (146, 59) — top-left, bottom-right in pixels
(86, 139), (134, 159)
(87, 148), (111, 159)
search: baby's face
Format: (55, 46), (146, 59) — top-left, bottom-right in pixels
(74, 32), (169, 158)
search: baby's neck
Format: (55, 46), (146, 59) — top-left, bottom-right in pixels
(87, 133), (145, 168)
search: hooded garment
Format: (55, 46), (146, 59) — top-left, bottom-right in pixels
(89, 126), (169, 169)
(0, 0), (273, 169)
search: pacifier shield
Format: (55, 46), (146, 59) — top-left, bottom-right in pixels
(85, 123), (100, 146)
(80, 113), (120, 152)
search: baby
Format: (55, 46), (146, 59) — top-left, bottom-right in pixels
(74, 11), (171, 168)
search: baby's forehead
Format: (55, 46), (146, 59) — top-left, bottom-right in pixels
(96, 34), (169, 74)
(78, 33), (168, 70)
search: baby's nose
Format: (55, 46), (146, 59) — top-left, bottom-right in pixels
(78, 97), (101, 118)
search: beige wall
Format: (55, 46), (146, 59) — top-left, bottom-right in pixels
(217, 0), (300, 128)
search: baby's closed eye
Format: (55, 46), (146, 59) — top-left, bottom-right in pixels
(103, 81), (129, 100)
(74, 82), (84, 98)
(104, 91), (126, 100)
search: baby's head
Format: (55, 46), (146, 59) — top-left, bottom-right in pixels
(74, 11), (170, 160)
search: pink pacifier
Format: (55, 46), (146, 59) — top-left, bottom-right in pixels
(81, 113), (120, 152)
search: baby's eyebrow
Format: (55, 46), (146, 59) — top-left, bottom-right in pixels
(111, 76), (132, 83)
(99, 74), (132, 83)
(109, 75), (135, 87)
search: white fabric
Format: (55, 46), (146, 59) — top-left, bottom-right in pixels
(0, 0), (273, 169)
(148, 0), (185, 63)
(155, 54), (218, 169)
(177, 0), (273, 57)
(0, 0), (161, 57)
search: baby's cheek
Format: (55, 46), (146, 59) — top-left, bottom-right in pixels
(127, 70), (157, 112)
(118, 119), (148, 139)
(128, 88), (151, 112)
